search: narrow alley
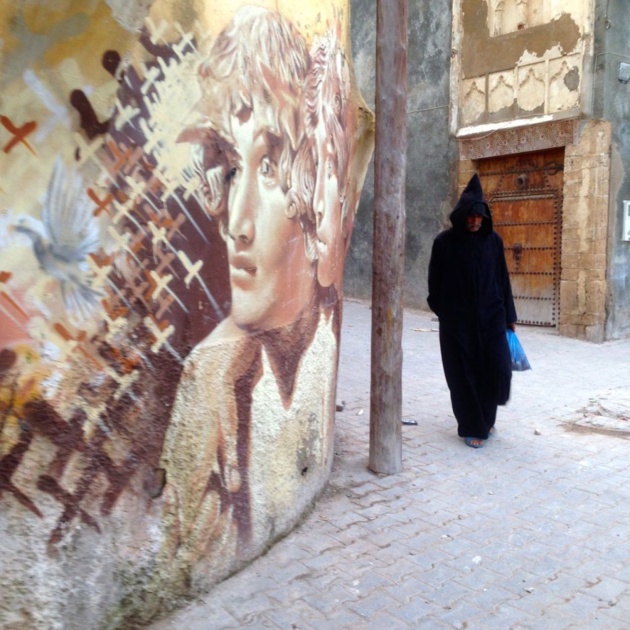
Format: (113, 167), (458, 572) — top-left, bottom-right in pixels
(150, 299), (630, 630)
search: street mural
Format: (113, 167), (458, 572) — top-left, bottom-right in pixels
(0, 0), (373, 621)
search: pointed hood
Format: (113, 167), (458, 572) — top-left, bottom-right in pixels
(449, 173), (493, 234)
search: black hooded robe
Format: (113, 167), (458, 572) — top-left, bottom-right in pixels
(427, 174), (517, 440)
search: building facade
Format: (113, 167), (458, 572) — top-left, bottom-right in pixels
(453, 0), (630, 342)
(349, 0), (630, 341)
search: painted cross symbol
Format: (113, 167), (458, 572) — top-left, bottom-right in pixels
(105, 138), (134, 173)
(123, 175), (162, 219)
(156, 55), (175, 79)
(106, 367), (139, 402)
(103, 298), (129, 321)
(155, 174), (207, 241)
(147, 207), (180, 239)
(138, 117), (161, 155)
(143, 315), (175, 353)
(156, 173), (179, 203)
(114, 104), (140, 131)
(140, 65), (162, 97)
(156, 294), (175, 320)
(146, 18), (169, 45)
(107, 226), (142, 265)
(111, 198), (135, 225)
(148, 221), (168, 247)
(103, 313), (126, 338)
(146, 269), (173, 301)
(154, 251), (176, 276)
(86, 255), (112, 289)
(177, 250), (203, 287)
(1, 116), (37, 155)
(173, 25), (197, 57)
(87, 188), (114, 217)
(181, 173), (201, 200)
(103, 345), (142, 376)
(53, 323), (102, 369)
(124, 174), (147, 204)
(73, 132), (104, 168)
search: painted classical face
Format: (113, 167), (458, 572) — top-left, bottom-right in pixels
(220, 111), (315, 331)
(313, 116), (343, 288)
(466, 213), (483, 232)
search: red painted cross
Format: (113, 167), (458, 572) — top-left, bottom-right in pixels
(0, 116), (37, 155)
(87, 188), (114, 217)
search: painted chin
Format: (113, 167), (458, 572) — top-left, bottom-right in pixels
(230, 285), (260, 329)
(230, 265), (256, 290)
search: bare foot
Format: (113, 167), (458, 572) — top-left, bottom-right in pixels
(464, 437), (485, 448)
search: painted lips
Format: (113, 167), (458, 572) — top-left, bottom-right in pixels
(229, 253), (256, 288)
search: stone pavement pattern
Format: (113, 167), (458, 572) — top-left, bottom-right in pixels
(150, 299), (630, 630)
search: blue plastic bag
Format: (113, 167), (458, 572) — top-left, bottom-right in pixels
(507, 330), (531, 371)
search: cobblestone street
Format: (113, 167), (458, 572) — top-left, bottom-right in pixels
(151, 299), (630, 630)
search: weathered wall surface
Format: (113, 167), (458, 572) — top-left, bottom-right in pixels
(454, 0), (592, 130)
(0, 1), (373, 627)
(346, 0), (458, 307)
(560, 121), (612, 342)
(455, 0), (630, 341)
(593, 0), (630, 339)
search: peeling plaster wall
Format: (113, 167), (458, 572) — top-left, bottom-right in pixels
(457, 0), (593, 129)
(346, 0), (458, 308)
(0, 1), (374, 627)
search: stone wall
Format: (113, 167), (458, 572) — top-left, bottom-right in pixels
(346, 0), (457, 308)
(559, 121), (612, 342)
(594, 0), (630, 340)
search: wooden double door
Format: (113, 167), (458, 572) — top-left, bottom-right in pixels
(478, 148), (564, 327)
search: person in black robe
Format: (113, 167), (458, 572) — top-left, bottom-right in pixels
(427, 174), (517, 448)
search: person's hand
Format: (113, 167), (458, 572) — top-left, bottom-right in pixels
(508, 322), (516, 332)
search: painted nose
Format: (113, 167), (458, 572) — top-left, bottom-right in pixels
(227, 175), (255, 244)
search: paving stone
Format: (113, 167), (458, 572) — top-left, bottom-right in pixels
(149, 606), (239, 630)
(360, 611), (410, 630)
(258, 600), (325, 629)
(550, 591), (609, 622)
(579, 576), (630, 602)
(380, 557), (429, 585)
(321, 609), (368, 629)
(223, 594), (276, 622)
(389, 597), (435, 624)
(384, 574), (436, 603)
(436, 600), (486, 628)
(481, 603), (538, 629)
(347, 591), (400, 618)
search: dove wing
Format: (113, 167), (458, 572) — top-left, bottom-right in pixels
(43, 158), (101, 263)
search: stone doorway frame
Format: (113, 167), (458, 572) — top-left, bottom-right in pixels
(456, 118), (612, 342)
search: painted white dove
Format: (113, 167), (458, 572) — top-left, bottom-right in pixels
(13, 158), (104, 322)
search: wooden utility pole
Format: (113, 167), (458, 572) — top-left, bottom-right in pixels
(369, 0), (408, 474)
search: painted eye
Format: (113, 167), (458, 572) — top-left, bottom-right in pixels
(260, 156), (273, 176)
(326, 159), (334, 177)
(259, 156), (278, 183)
(226, 166), (238, 183)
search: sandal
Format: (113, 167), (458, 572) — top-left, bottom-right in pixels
(464, 437), (485, 449)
